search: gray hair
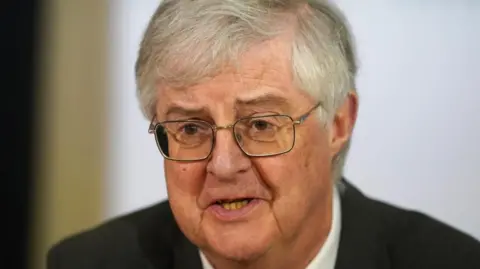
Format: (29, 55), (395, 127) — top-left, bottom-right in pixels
(135, 0), (358, 181)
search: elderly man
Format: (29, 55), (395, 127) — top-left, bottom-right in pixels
(48, 0), (480, 268)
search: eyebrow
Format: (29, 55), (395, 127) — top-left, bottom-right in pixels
(163, 93), (291, 119)
(165, 105), (208, 118)
(236, 93), (290, 107)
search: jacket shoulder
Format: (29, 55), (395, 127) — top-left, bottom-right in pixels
(367, 196), (480, 268)
(47, 200), (175, 269)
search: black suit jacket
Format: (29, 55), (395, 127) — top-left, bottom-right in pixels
(47, 180), (480, 269)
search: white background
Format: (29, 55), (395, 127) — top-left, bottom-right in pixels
(106, 0), (480, 239)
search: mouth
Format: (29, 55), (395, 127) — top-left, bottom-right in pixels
(214, 198), (254, 210)
(208, 197), (261, 221)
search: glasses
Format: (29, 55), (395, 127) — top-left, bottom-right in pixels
(148, 102), (322, 161)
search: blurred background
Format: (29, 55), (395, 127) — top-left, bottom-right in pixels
(4, 1), (479, 269)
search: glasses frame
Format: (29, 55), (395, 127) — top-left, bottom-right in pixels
(148, 102), (322, 161)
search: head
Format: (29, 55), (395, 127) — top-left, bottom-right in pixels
(136, 0), (358, 267)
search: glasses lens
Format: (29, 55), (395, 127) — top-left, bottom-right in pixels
(234, 115), (294, 156)
(155, 120), (214, 160)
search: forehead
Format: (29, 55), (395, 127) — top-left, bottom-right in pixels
(156, 36), (310, 115)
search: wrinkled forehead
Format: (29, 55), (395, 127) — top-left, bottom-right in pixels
(155, 36), (309, 116)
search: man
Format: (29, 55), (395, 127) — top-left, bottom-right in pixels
(47, 0), (480, 268)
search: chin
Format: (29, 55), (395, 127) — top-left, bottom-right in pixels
(203, 223), (276, 262)
(211, 237), (268, 262)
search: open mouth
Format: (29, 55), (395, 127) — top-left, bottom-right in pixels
(214, 198), (254, 210)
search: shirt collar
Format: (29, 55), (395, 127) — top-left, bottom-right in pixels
(306, 186), (342, 269)
(200, 187), (342, 269)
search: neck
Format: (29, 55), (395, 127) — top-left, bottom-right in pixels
(204, 188), (334, 269)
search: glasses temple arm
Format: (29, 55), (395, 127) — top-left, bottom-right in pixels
(148, 115), (156, 133)
(294, 101), (323, 124)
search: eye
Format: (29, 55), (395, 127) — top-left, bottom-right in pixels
(251, 120), (271, 131)
(180, 123), (200, 135)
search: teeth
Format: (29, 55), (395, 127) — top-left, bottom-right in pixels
(221, 200), (249, 210)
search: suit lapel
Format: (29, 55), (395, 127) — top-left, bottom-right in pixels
(334, 180), (391, 269)
(136, 201), (203, 269)
(172, 234), (203, 269)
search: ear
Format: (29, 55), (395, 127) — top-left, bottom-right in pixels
(329, 91), (359, 157)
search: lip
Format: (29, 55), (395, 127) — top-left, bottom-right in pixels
(206, 199), (261, 222)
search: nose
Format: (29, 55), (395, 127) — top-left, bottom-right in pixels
(206, 127), (251, 181)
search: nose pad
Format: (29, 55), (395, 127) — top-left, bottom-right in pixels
(234, 132), (243, 145)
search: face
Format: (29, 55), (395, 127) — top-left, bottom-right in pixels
(155, 36), (357, 266)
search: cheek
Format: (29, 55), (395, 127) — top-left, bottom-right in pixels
(252, 131), (332, 227)
(165, 162), (206, 214)
(252, 153), (309, 209)
(165, 162), (205, 193)
(289, 131), (332, 205)
(254, 134), (331, 193)
(165, 162), (207, 238)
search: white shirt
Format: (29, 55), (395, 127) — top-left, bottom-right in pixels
(200, 187), (342, 269)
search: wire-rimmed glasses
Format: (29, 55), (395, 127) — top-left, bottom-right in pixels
(148, 102), (322, 161)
